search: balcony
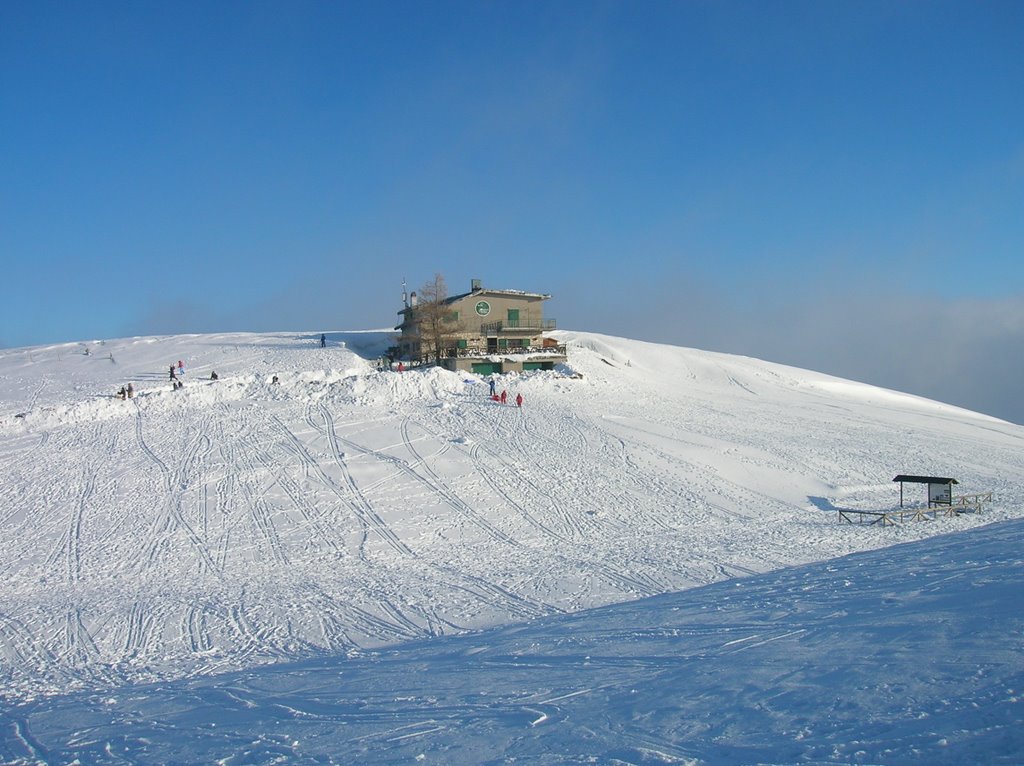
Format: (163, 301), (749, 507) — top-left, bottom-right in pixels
(480, 318), (556, 335)
(443, 343), (567, 359)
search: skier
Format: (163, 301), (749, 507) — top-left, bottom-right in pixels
(500, 389), (507, 405)
(177, 360), (185, 376)
(210, 370), (219, 380)
(515, 393), (523, 408)
(126, 383), (134, 399)
(116, 386), (126, 401)
(488, 378), (496, 397)
(397, 361), (405, 373)
(169, 365), (177, 381)
(320, 333), (326, 348)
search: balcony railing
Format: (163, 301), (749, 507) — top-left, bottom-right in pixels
(443, 344), (567, 359)
(480, 318), (556, 335)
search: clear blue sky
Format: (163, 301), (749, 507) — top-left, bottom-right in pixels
(2, 1), (1022, 421)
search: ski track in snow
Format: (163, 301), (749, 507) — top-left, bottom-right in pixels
(0, 328), (1021, 716)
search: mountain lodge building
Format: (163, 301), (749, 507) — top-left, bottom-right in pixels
(395, 279), (567, 374)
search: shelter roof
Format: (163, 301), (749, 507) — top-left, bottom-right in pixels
(892, 475), (959, 484)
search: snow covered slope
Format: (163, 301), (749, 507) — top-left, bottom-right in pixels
(0, 330), (1021, 718)
(4, 517), (1021, 764)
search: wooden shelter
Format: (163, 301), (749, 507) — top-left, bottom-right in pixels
(892, 475), (958, 508)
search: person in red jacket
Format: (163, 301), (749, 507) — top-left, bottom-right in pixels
(515, 393), (523, 408)
(500, 389), (507, 404)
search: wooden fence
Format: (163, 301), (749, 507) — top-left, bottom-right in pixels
(838, 492), (993, 526)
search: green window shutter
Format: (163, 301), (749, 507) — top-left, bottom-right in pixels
(507, 308), (519, 327)
(457, 339), (467, 348)
(498, 338), (508, 349)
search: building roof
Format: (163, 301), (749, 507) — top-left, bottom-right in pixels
(397, 284), (552, 317)
(892, 475), (959, 484)
(445, 287), (551, 304)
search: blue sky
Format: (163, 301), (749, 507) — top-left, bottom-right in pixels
(2, 1), (1023, 421)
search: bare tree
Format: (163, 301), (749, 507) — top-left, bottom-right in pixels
(414, 273), (459, 364)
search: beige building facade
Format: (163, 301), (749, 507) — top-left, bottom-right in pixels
(396, 279), (567, 374)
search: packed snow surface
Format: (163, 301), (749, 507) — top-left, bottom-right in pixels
(1, 330), (1022, 763)
(5, 519), (1022, 765)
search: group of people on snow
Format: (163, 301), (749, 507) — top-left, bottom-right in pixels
(114, 358), (224, 400)
(487, 378), (523, 407)
(168, 360), (187, 390)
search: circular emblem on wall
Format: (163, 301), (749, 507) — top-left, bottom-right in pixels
(475, 300), (491, 316)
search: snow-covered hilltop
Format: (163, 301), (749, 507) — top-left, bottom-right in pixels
(1, 330), (1022, 762)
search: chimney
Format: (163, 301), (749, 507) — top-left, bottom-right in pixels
(410, 291), (418, 307)
(471, 279), (482, 292)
